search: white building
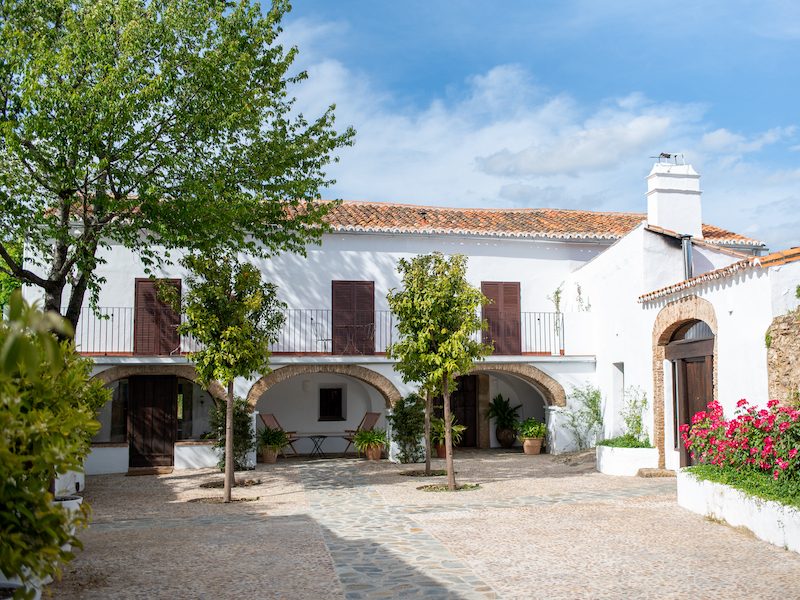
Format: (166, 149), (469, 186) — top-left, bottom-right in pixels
(53, 159), (800, 474)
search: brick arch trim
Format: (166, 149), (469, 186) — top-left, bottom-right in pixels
(247, 365), (403, 408)
(651, 294), (718, 469)
(92, 364), (227, 402)
(470, 363), (567, 407)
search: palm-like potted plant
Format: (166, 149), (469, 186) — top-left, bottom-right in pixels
(517, 417), (546, 455)
(431, 414), (466, 458)
(486, 394), (522, 448)
(354, 428), (388, 460)
(258, 426), (288, 464)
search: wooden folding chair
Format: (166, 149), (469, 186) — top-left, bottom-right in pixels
(342, 412), (382, 455)
(260, 414), (300, 458)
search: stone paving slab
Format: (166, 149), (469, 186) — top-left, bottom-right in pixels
(47, 452), (800, 599)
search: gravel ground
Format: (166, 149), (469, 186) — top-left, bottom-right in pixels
(47, 449), (800, 600)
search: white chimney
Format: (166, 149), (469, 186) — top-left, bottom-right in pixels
(646, 162), (703, 239)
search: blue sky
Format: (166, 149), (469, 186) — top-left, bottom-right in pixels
(277, 1), (800, 251)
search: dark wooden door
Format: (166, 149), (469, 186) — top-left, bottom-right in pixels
(667, 337), (714, 467)
(128, 376), (177, 467)
(134, 279), (181, 356)
(482, 282), (521, 355)
(332, 281), (375, 355)
(434, 375), (478, 447)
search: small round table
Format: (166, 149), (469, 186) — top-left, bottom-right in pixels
(308, 435), (328, 459)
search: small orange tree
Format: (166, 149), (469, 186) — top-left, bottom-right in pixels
(387, 252), (490, 489)
(167, 254), (284, 502)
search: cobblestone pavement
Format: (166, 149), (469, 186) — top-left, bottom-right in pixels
(48, 452), (800, 599)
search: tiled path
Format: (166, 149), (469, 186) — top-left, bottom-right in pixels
(49, 453), (800, 599)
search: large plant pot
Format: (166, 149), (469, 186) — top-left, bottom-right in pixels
(595, 446), (658, 476)
(522, 437), (543, 455)
(435, 445), (446, 458)
(364, 445), (382, 461)
(0, 581), (41, 600)
(53, 495), (83, 553)
(262, 447), (278, 464)
(496, 427), (516, 449)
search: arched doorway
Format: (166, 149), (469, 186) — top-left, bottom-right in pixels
(652, 295), (718, 469)
(666, 320), (714, 467)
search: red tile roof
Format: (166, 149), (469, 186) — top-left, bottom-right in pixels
(638, 248), (800, 303)
(305, 201), (762, 246)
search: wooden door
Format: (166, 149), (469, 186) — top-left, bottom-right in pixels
(482, 282), (521, 355)
(128, 376), (177, 467)
(134, 279), (181, 356)
(332, 281), (375, 355)
(667, 337), (714, 467)
(434, 375), (478, 447)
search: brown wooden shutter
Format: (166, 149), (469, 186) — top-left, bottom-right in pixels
(134, 279), (181, 356)
(502, 283), (521, 355)
(481, 282), (520, 355)
(331, 281), (375, 355)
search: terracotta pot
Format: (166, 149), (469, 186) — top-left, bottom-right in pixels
(364, 445), (382, 460)
(262, 447), (278, 464)
(435, 445), (446, 458)
(522, 437), (543, 455)
(496, 427), (516, 448)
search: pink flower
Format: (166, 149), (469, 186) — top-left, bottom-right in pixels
(737, 399), (749, 408)
(790, 449), (798, 459)
(768, 399), (780, 408)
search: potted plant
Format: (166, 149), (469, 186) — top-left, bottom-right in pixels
(258, 426), (288, 464)
(517, 418), (546, 455)
(430, 414), (466, 458)
(354, 428), (388, 460)
(486, 394), (522, 448)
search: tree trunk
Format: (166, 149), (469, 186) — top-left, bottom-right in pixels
(424, 390), (432, 476)
(223, 380), (234, 503)
(443, 373), (456, 491)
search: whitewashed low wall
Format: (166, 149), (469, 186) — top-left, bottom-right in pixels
(84, 445), (129, 474)
(678, 470), (800, 554)
(596, 445), (658, 476)
(174, 443), (219, 469)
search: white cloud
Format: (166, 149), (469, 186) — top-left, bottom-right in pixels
(283, 18), (800, 250)
(476, 115), (671, 177)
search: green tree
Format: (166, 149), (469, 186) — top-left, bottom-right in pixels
(386, 393), (426, 464)
(0, 238), (22, 308)
(387, 253), (490, 490)
(1, 291), (109, 594)
(168, 253), (284, 502)
(0, 0), (354, 329)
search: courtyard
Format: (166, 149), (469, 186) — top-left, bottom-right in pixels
(50, 450), (800, 600)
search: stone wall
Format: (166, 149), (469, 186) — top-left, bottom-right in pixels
(766, 313), (800, 404)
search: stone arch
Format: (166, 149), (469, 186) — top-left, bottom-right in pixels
(651, 295), (718, 469)
(247, 365), (403, 408)
(92, 364), (227, 402)
(470, 363), (567, 407)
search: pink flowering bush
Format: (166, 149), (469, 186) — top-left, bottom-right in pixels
(682, 399), (800, 504)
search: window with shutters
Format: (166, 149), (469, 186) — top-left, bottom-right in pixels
(319, 388), (345, 421)
(331, 281), (375, 355)
(481, 282), (521, 355)
(134, 279), (182, 356)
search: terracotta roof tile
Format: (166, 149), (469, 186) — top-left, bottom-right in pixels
(298, 200), (761, 245)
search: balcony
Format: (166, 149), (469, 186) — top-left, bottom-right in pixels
(70, 308), (565, 357)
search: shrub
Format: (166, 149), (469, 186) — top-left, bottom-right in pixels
(386, 393), (425, 463)
(560, 382), (602, 450)
(431, 413), (466, 447)
(207, 396), (255, 470)
(353, 428), (388, 451)
(0, 293), (109, 591)
(257, 426), (288, 453)
(517, 417), (546, 440)
(485, 394), (521, 430)
(682, 398), (800, 484)
(620, 386), (649, 445)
